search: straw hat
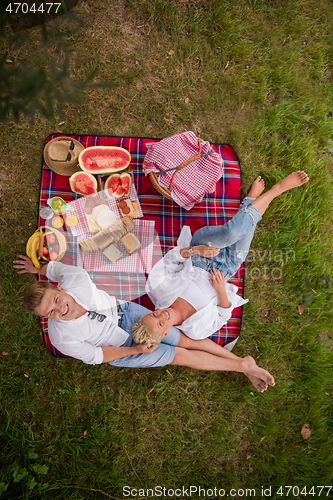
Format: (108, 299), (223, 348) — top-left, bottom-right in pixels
(43, 136), (85, 176)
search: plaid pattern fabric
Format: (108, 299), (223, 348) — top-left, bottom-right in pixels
(38, 134), (244, 357)
(142, 131), (223, 210)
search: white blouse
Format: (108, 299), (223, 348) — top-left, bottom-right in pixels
(145, 226), (248, 339)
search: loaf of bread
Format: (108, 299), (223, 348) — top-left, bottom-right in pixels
(79, 216), (134, 256)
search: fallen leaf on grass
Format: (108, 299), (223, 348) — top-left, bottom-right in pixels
(184, 97), (190, 104)
(298, 304), (305, 314)
(301, 423), (311, 439)
(249, 467), (254, 473)
(168, 50), (175, 56)
(58, 121), (65, 126)
(24, 374), (29, 378)
(2, 351), (9, 356)
(246, 454), (251, 459)
(83, 430), (88, 439)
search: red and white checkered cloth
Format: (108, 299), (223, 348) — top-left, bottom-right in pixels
(142, 131), (223, 210)
(76, 219), (155, 273)
(61, 187), (154, 274)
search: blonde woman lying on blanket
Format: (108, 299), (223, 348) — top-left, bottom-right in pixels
(132, 171), (309, 346)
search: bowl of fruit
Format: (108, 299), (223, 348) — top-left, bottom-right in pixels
(26, 227), (67, 268)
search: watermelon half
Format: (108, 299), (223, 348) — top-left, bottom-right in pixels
(79, 146), (131, 174)
(69, 172), (98, 196)
(104, 172), (132, 199)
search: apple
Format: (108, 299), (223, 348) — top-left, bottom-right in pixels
(46, 234), (56, 244)
(53, 244), (59, 253)
(42, 247), (49, 256)
(49, 251), (58, 261)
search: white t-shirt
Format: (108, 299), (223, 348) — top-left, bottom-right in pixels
(46, 262), (129, 365)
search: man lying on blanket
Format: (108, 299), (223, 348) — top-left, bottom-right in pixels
(13, 254), (274, 393)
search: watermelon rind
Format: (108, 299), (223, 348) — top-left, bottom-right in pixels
(79, 146), (131, 174)
(69, 171), (98, 196)
(104, 172), (132, 199)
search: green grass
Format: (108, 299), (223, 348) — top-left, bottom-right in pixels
(1, 0), (333, 498)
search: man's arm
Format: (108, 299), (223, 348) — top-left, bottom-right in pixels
(102, 344), (158, 363)
(13, 255), (48, 276)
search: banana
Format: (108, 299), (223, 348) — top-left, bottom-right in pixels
(26, 236), (33, 257)
(26, 232), (39, 258)
(30, 234), (41, 268)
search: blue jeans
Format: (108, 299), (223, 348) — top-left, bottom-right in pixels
(109, 301), (180, 368)
(190, 198), (262, 281)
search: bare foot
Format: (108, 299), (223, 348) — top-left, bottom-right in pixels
(245, 373), (268, 393)
(247, 176), (265, 198)
(242, 356), (275, 389)
(275, 170), (309, 195)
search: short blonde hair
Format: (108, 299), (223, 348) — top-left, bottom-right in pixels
(24, 281), (57, 315)
(131, 314), (166, 346)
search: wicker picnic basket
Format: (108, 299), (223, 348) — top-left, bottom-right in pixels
(148, 137), (214, 200)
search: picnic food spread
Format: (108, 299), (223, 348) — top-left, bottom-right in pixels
(79, 146), (131, 174)
(41, 138), (149, 273)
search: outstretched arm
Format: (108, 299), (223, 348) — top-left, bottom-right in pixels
(13, 255), (48, 276)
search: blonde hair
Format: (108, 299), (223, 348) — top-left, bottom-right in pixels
(131, 314), (166, 346)
(24, 281), (57, 315)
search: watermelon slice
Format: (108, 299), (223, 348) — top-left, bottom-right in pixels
(79, 146), (131, 174)
(104, 172), (132, 199)
(69, 172), (98, 196)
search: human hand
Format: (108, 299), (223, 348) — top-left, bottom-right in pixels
(209, 268), (226, 293)
(135, 343), (158, 354)
(193, 245), (220, 258)
(13, 255), (38, 274)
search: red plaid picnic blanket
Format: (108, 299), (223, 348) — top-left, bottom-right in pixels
(38, 134), (244, 357)
(142, 131), (223, 210)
